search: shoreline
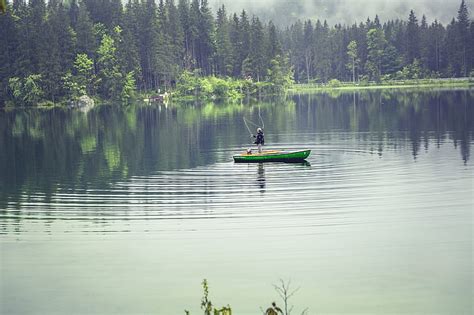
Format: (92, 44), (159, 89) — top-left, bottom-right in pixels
(2, 79), (473, 109)
(288, 78), (474, 93)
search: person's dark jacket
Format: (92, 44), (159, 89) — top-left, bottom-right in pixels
(254, 131), (264, 145)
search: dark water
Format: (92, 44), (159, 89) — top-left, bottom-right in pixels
(1, 89), (473, 314)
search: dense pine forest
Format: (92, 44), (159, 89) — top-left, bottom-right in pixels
(0, 0), (472, 106)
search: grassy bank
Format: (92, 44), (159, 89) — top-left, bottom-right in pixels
(289, 77), (474, 93)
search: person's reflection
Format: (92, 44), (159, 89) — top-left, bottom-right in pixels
(257, 163), (266, 193)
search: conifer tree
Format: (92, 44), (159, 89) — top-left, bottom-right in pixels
(119, 0), (141, 85)
(215, 5), (232, 76)
(178, 0), (192, 69)
(406, 10), (420, 64)
(166, 0), (185, 70)
(0, 1), (17, 102)
(266, 21), (282, 61)
(248, 16), (265, 81)
(456, 0), (470, 76)
(303, 20), (314, 83)
(229, 13), (241, 76)
(75, 1), (96, 57)
(197, 0), (215, 75)
(236, 10), (250, 77)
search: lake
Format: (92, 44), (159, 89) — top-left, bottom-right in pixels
(1, 88), (473, 314)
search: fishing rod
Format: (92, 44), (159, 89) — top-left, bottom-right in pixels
(243, 108), (265, 136)
(243, 116), (253, 137)
(258, 107), (265, 130)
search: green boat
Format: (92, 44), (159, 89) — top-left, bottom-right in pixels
(233, 149), (311, 163)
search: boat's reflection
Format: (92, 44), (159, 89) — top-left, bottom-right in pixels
(257, 163), (266, 193)
(255, 161), (311, 193)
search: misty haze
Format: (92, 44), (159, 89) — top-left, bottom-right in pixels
(211, 0), (473, 25)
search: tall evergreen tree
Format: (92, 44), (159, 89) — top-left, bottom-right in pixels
(406, 10), (420, 64)
(155, 0), (175, 88)
(236, 10), (250, 77)
(28, 0), (48, 74)
(426, 20), (445, 74)
(229, 13), (240, 76)
(83, 0), (121, 28)
(303, 20), (314, 83)
(119, 0), (141, 85)
(247, 16), (266, 81)
(197, 0), (215, 75)
(68, 0), (79, 27)
(313, 20), (331, 82)
(42, 0), (75, 101)
(178, 0), (192, 69)
(188, 0), (200, 68)
(456, 0), (470, 76)
(287, 20), (304, 82)
(166, 0), (184, 70)
(75, 1), (95, 57)
(215, 5), (232, 76)
(470, 21), (474, 75)
(0, 1), (18, 102)
(445, 18), (458, 76)
(265, 21), (282, 63)
(137, 0), (159, 90)
(419, 15), (430, 70)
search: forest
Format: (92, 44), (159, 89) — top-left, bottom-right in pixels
(0, 0), (472, 105)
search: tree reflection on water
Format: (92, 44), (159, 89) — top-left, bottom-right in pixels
(0, 88), (472, 209)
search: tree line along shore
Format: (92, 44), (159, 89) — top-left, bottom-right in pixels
(0, 0), (472, 106)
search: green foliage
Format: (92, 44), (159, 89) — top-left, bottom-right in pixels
(97, 33), (119, 86)
(266, 55), (294, 93)
(347, 40), (359, 82)
(176, 71), (246, 99)
(0, 0), (6, 13)
(63, 53), (97, 99)
(215, 5), (233, 76)
(8, 75), (44, 106)
(406, 10), (420, 64)
(347, 40), (358, 60)
(75, 53), (97, 95)
(96, 29), (135, 103)
(62, 72), (84, 99)
(176, 70), (202, 96)
(185, 279), (232, 315)
(1, 0), (472, 107)
(174, 69), (295, 100)
(328, 79), (342, 87)
(248, 16), (266, 81)
(76, 2), (96, 56)
(366, 28), (386, 82)
(80, 135), (97, 153)
(104, 143), (121, 170)
(75, 54), (94, 78)
(395, 59), (423, 80)
(121, 71), (136, 103)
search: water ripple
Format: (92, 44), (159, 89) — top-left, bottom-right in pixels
(1, 140), (472, 237)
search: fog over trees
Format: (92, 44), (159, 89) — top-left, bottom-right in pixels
(209, 0), (473, 26)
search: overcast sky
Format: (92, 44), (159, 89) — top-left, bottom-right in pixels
(209, 0), (471, 26)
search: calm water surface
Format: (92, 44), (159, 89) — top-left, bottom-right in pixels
(1, 89), (473, 314)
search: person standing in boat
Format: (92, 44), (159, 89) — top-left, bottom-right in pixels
(253, 127), (264, 153)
